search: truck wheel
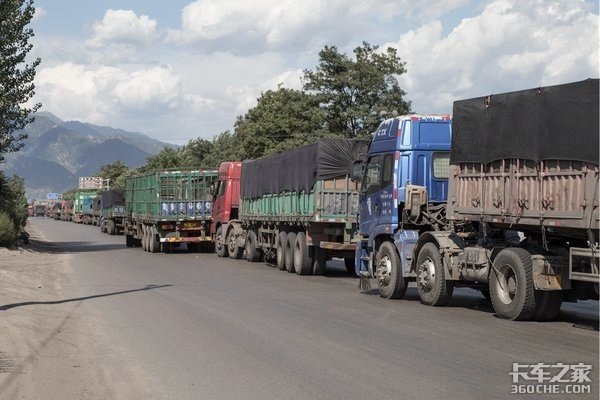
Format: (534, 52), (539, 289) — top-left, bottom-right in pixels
(150, 227), (159, 253)
(416, 242), (454, 306)
(344, 258), (357, 277)
(294, 232), (311, 275)
(141, 226), (147, 251)
(285, 232), (297, 273)
(312, 247), (327, 275)
(126, 234), (134, 248)
(245, 230), (262, 262)
(227, 228), (243, 259)
(215, 226), (228, 257)
(276, 232), (287, 270)
(533, 291), (562, 321)
(490, 247), (536, 320)
(377, 242), (408, 299)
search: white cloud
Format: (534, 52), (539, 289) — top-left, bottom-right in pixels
(167, 0), (469, 53)
(386, 0), (599, 113)
(87, 9), (159, 48)
(32, 6), (46, 22)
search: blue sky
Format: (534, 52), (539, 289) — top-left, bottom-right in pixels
(28, 0), (599, 144)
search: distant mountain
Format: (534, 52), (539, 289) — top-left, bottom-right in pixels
(1, 112), (174, 200)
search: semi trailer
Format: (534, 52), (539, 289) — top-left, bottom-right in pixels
(123, 169), (218, 253)
(213, 138), (368, 275)
(100, 189), (125, 235)
(354, 79), (599, 320)
(73, 190), (97, 224)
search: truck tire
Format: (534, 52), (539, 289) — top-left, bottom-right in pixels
(312, 247), (327, 275)
(227, 228), (243, 259)
(416, 242), (454, 306)
(126, 234), (134, 248)
(490, 247), (536, 320)
(377, 241), (408, 299)
(276, 232), (287, 270)
(344, 258), (357, 277)
(245, 230), (262, 262)
(294, 232), (311, 275)
(149, 227), (159, 253)
(215, 226), (228, 257)
(141, 226), (148, 251)
(533, 291), (562, 321)
(285, 232), (296, 273)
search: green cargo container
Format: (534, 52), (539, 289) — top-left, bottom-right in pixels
(222, 138), (368, 276)
(124, 169), (218, 253)
(239, 177), (359, 223)
(73, 190), (97, 224)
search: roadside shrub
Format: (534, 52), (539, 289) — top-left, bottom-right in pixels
(0, 212), (17, 247)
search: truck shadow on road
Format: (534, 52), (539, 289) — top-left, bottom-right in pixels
(0, 284), (172, 311)
(27, 238), (126, 253)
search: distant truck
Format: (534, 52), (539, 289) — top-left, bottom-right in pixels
(100, 189), (125, 235)
(123, 169), (217, 253)
(212, 138), (368, 275)
(354, 79), (599, 320)
(60, 200), (74, 221)
(73, 190), (97, 224)
(34, 204), (46, 217)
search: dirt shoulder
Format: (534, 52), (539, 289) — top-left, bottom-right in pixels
(0, 223), (158, 399)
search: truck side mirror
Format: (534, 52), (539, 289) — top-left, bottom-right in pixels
(351, 161), (364, 183)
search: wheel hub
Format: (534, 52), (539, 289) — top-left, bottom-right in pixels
(495, 264), (518, 305)
(377, 256), (392, 286)
(418, 258), (436, 293)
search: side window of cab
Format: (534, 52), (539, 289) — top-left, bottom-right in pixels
(363, 155), (383, 195)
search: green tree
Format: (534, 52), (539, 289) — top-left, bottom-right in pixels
(0, 0), (41, 161)
(203, 130), (242, 168)
(181, 138), (213, 168)
(0, 172), (28, 233)
(234, 87), (327, 159)
(139, 147), (184, 173)
(96, 160), (129, 189)
(303, 41), (410, 138)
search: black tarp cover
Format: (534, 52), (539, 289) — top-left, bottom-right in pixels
(241, 138), (369, 198)
(451, 78), (599, 164)
(101, 189), (125, 208)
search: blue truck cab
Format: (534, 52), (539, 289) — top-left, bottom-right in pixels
(355, 115), (452, 295)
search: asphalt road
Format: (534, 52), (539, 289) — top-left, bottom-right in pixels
(21, 219), (600, 399)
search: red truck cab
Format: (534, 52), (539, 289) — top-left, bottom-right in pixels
(211, 162), (242, 249)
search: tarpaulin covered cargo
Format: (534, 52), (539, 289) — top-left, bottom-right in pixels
(101, 189), (125, 209)
(451, 78), (599, 165)
(241, 138), (369, 199)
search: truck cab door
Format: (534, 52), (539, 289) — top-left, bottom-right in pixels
(377, 153), (396, 227)
(359, 155), (383, 236)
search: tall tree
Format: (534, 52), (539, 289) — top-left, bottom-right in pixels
(234, 87), (327, 159)
(0, 0), (41, 160)
(182, 138), (213, 168)
(303, 41), (410, 138)
(96, 160), (129, 189)
(139, 147), (184, 173)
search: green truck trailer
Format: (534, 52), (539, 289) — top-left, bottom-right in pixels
(124, 169), (218, 253)
(213, 138), (369, 275)
(73, 190), (98, 224)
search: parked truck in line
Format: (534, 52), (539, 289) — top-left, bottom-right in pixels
(34, 203), (46, 217)
(100, 189), (125, 235)
(123, 169), (218, 253)
(354, 79), (599, 320)
(60, 200), (74, 221)
(73, 190), (97, 224)
(213, 138), (369, 275)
